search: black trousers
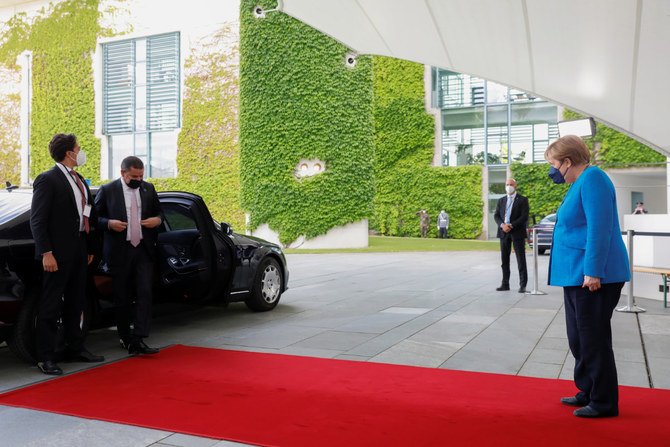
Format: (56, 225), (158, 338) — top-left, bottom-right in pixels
(499, 235), (527, 287)
(438, 227), (448, 238)
(112, 243), (154, 342)
(36, 235), (87, 362)
(564, 282), (624, 413)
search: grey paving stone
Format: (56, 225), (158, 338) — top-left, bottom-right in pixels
(370, 339), (463, 368)
(641, 333), (670, 359)
(518, 361), (562, 379)
(290, 331), (376, 351)
(440, 346), (530, 375)
(616, 360), (650, 388)
(647, 356), (670, 388)
(334, 354), (370, 361)
(536, 336), (569, 350)
(158, 433), (220, 447)
(527, 348), (568, 365)
(638, 314), (670, 335)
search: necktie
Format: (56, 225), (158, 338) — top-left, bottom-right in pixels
(130, 190), (141, 247)
(70, 171), (89, 233)
(504, 197), (514, 224)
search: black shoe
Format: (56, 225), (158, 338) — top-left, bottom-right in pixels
(573, 405), (618, 418)
(128, 340), (159, 356)
(119, 339), (129, 350)
(518, 286), (527, 293)
(496, 285), (510, 291)
(37, 360), (63, 376)
(64, 349), (105, 363)
(560, 396), (588, 407)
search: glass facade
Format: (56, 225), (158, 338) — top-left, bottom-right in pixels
(102, 32), (181, 178)
(434, 68), (559, 168)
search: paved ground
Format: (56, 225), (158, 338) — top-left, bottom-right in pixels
(1, 251), (669, 446)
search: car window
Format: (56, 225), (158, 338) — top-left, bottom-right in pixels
(162, 203), (198, 231)
(540, 214), (557, 224)
(0, 191), (32, 226)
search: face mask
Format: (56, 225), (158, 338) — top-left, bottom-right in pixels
(127, 179), (142, 189)
(548, 161), (566, 184)
(70, 149), (87, 167)
(505, 185), (515, 195)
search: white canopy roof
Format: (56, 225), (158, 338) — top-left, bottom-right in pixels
(281, 0), (670, 157)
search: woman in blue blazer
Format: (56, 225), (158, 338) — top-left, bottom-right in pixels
(545, 135), (630, 418)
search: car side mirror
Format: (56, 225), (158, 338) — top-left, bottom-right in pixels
(220, 222), (233, 235)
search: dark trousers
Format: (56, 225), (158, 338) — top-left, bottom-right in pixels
(564, 282), (624, 413)
(499, 235), (527, 287)
(438, 227), (448, 239)
(36, 235), (87, 362)
(112, 243), (154, 343)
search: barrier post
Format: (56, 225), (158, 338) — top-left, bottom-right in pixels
(616, 229), (645, 313)
(528, 227), (546, 295)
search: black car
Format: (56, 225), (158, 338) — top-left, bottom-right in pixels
(527, 213), (556, 255)
(0, 187), (288, 363)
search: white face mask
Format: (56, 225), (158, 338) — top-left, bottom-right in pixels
(505, 185), (515, 195)
(70, 149), (87, 167)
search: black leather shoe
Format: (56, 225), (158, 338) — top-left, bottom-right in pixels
(128, 340), (159, 356)
(518, 286), (527, 293)
(65, 349), (105, 363)
(496, 285), (510, 291)
(561, 396), (588, 407)
(574, 406), (618, 418)
(37, 360), (63, 376)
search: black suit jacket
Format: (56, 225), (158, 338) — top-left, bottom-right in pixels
(494, 194), (529, 240)
(30, 165), (96, 261)
(94, 179), (162, 267)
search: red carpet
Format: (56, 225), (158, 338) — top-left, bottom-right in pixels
(1, 345), (668, 446)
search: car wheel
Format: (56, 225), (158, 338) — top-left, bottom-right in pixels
(245, 257), (282, 312)
(7, 286), (40, 364)
(538, 248), (546, 255)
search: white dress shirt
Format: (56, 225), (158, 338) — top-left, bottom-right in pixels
(121, 178), (143, 242)
(56, 163), (86, 232)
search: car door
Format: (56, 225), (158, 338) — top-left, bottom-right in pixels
(157, 197), (215, 300)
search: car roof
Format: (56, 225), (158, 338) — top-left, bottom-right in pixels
(0, 189), (32, 226)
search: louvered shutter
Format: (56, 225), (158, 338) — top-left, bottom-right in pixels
(103, 40), (135, 134)
(147, 32), (180, 131)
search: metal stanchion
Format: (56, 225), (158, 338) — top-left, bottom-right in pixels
(528, 227), (546, 295)
(617, 229), (645, 313)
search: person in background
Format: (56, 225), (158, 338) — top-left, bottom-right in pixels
(633, 202), (648, 214)
(493, 178), (529, 293)
(545, 135), (630, 418)
(30, 133), (104, 375)
(416, 209), (430, 238)
(95, 156), (162, 356)
(437, 210), (449, 239)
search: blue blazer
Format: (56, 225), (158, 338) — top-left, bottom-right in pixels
(548, 166), (630, 287)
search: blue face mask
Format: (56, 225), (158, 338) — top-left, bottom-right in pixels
(548, 161), (566, 184)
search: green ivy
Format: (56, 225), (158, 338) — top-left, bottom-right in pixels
(0, 91), (20, 185)
(239, 0), (375, 244)
(371, 56), (483, 239)
(511, 162), (568, 222)
(153, 25), (244, 229)
(563, 109), (665, 167)
(0, 0), (102, 183)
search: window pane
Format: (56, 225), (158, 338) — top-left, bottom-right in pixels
(162, 203), (198, 231)
(134, 133), (147, 157)
(109, 134), (134, 175)
(149, 131), (177, 178)
(486, 81), (508, 104)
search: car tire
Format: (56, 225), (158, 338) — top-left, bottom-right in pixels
(7, 286), (40, 364)
(538, 248), (546, 255)
(245, 257), (282, 312)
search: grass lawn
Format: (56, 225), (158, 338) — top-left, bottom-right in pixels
(284, 235), (500, 254)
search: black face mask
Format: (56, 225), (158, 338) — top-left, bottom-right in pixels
(127, 179), (142, 189)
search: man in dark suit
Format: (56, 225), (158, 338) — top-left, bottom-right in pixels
(494, 178), (529, 293)
(94, 156), (161, 355)
(30, 133), (105, 375)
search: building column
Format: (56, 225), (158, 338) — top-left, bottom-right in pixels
(17, 51), (32, 186)
(424, 65), (443, 166)
(667, 157), (670, 213)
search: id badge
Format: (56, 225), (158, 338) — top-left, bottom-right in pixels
(83, 204), (92, 217)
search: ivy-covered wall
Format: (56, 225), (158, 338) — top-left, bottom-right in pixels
(371, 56), (483, 239)
(239, 0), (375, 244)
(0, 0), (102, 183)
(153, 25), (244, 229)
(0, 85), (20, 185)
(511, 162), (568, 223)
(563, 109), (665, 166)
